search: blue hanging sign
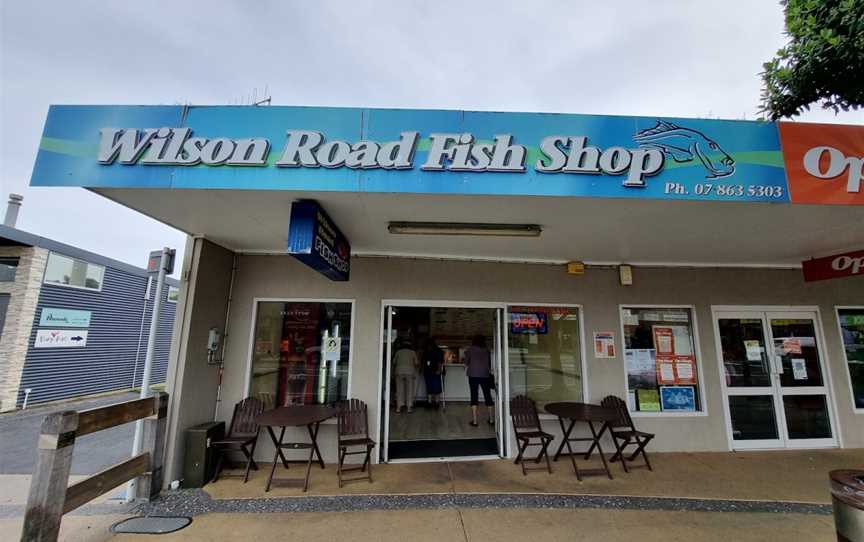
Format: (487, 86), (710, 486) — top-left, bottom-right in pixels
(287, 200), (351, 281)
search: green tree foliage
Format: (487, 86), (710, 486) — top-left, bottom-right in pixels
(760, 0), (864, 119)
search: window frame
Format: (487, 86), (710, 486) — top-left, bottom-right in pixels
(835, 305), (864, 414)
(505, 303), (587, 421)
(42, 252), (105, 293)
(243, 297), (357, 408)
(618, 304), (708, 418)
(0, 257), (19, 282)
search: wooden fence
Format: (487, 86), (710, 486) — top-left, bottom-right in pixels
(20, 392), (168, 542)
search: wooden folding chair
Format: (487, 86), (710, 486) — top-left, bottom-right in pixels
(336, 398), (376, 487)
(601, 395), (655, 472)
(212, 397), (265, 483)
(510, 395), (553, 475)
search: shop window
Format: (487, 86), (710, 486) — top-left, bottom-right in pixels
(249, 301), (352, 409)
(0, 257), (18, 282)
(622, 307), (702, 413)
(43, 252), (104, 291)
(507, 305), (583, 410)
(838, 308), (864, 409)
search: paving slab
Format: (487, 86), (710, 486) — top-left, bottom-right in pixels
(0, 514), (127, 542)
(204, 449), (861, 504)
(204, 461), (453, 499)
(111, 509), (466, 542)
(459, 508), (837, 542)
(105, 507), (837, 542)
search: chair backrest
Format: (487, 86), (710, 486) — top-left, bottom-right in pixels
(337, 398), (369, 439)
(509, 395), (541, 434)
(228, 397), (265, 438)
(601, 395), (635, 430)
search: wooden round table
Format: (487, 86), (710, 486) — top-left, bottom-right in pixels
(255, 405), (337, 492)
(545, 402), (618, 480)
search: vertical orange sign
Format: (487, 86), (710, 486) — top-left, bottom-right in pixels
(779, 122), (864, 205)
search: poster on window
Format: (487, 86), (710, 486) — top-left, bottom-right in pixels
(652, 326), (675, 355)
(625, 349), (657, 388)
(659, 386), (696, 411)
(674, 355), (697, 385)
(656, 354), (677, 385)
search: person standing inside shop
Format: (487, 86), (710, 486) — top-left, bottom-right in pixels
(463, 334), (494, 426)
(393, 340), (419, 413)
(424, 337), (444, 408)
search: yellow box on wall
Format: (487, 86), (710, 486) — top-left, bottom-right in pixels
(567, 261), (585, 275)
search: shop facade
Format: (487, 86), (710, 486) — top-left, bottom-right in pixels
(28, 105), (864, 486)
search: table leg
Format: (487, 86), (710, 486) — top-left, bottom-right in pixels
(553, 418), (576, 460)
(307, 422), (325, 469)
(265, 426), (288, 492)
(269, 426), (290, 469)
(553, 417), (580, 480)
(584, 421), (609, 459)
(587, 421), (613, 480)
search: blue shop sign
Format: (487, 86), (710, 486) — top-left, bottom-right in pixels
(287, 200), (351, 281)
(31, 105), (790, 203)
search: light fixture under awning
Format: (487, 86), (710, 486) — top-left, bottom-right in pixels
(387, 221), (542, 237)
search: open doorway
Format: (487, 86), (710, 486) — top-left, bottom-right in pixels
(380, 304), (505, 461)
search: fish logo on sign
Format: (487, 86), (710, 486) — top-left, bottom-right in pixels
(634, 120), (736, 179)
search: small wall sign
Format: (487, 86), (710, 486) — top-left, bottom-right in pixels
(593, 331), (616, 358)
(39, 308), (91, 328)
(35, 329), (89, 348)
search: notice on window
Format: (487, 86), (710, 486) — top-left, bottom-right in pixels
(657, 356), (676, 385)
(674, 356), (697, 385)
(744, 340), (762, 361)
(671, 326), (693, 356)
(783, 338), (803, 355)
(791, 358), (808, 380)
(593, 331), (616, 358)
(637, 388), (661, 412)
(626, 349), (657, 388)
(323, 335), (341, 362)
(652, 327), (675, 355)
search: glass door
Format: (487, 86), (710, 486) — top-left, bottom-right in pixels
(715, 309), (836, 450)
(380, 303), (505, 461)
(766, 312), (835, 448)
(717, 312), (782, 449)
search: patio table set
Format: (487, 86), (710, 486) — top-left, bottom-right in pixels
(211, 394), (654, 492)
(511, 395), (655, 480)
(212, 398), (375, 492)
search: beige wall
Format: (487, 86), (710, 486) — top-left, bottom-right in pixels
(171, 252), (864, 470)
(164, 238), (235, 484)
(0, 245), (47, 412)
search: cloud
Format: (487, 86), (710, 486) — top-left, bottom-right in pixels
(1, 0), (862, 272)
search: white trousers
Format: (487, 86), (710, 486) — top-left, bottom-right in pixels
(395, 374), (416, 409)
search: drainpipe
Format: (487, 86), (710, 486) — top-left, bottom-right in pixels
(213, 253), (238, 421)
(3, 194), (23, 227)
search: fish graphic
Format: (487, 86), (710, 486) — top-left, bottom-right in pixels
(633, 120), (735, 179)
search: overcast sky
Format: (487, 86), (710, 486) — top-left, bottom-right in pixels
(1, 1), (862, 273)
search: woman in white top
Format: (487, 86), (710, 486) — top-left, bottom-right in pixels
(392, 341), (420, 413)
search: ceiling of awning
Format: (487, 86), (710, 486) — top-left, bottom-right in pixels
(94, 188), (864, 267)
